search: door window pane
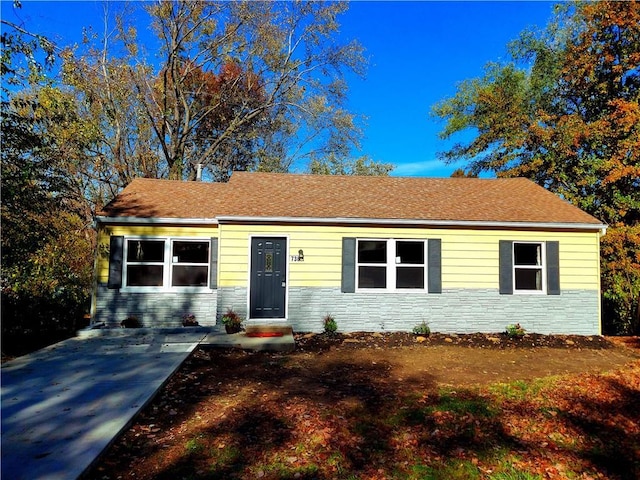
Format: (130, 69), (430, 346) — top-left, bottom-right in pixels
(396, 267), (424, 288)
(265, 251), (274, 273)
(358, 241), (387, 263)
(358, 266), (387, 288)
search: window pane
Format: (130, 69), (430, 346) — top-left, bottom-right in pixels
(515, 268), (542, 290)
(514, 243), (541, 266)
(264, 251), (274, 273)
(358, 241), (387, 263)
(127, 265), (163, 286)
(396, 267), (424, 288)
(127, 240), (165, 262)
(396, 241), (424, 264)
(172, 266), (209, 287)
(173, 241), (209, 263)
(358, 266), (386, 288)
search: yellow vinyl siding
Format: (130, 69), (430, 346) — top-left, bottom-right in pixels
(444, 231), (600, 289)
(218, 224), (601, 291)
(95, 224), (218, 283)
(104, 225), (217, 237)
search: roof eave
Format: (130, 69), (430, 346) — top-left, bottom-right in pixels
(95, 214), (606, 233)
(216, 215), (607, 232)
(95, 216), (219, 225)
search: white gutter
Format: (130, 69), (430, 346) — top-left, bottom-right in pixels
(95, 216), (219, 225)
(215, 215), (607, 232)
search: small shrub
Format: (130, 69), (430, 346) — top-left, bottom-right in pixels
(221, 308), (243, 333)
(182, 313), (199, 327)
(121, 315), (142, 328)
(412, 321), (431, 336)
(505, 323), (526, 338)
(323, 313), (337, 335)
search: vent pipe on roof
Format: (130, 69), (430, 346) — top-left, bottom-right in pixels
(196, 163), (203, 181)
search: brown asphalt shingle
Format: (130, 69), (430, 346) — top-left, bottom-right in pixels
(98, 172), (603, 226)
(97, 179), (230, 219)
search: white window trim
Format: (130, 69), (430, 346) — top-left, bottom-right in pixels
(122, 237), (212, 293)
(355, 238), (428, 292)
(512, 241), (546, 295)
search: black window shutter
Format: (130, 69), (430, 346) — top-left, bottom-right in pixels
(210, 237), (219, 289)
(427, 238), (442, 293)
(107, 236), (124, 289)
(546, 241), (560, 295)
(341, 237), (356, 293)
(499, 240), (513, 295)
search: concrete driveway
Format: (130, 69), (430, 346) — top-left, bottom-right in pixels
(1, 330), (207, 480)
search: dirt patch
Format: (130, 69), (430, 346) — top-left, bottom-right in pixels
(294, 332), (635, 387)
(86, 333), (640, 480)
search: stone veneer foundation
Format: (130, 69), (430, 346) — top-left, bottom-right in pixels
(216, 286), (600, 335)
(95, 285), (599, 335)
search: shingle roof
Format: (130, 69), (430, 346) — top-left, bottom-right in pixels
(97, 178), (230, 219)
(98, 171), (604, 227)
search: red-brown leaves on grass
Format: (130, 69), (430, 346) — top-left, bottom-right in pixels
(87, 338), (640, 480)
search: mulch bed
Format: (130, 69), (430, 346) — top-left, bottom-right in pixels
(294, 331), (616, 352)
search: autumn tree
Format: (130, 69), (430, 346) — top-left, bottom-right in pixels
(61, 0), (368, 186)
(178, 59), (272, 181)
(57, 1), (167, 209)
(450, 168), (478, 178)
(1, 4), (94, 349)
(432, 1), (640, 333)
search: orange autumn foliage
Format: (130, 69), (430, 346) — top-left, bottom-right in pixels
(434, 1), (640, 332)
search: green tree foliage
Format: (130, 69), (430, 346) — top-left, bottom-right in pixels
(1, 2), (56, 86)
(432, 1), (640, 333)
(61, 0), (368, 185)
(450, 168), (478, 178)
(309, 153), (394, 176)
(1, 5), (94, 350)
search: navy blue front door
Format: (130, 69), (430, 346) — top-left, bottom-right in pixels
(250, 237), (286, 318)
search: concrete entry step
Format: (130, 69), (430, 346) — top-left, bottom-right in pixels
(244, 324), (294, 337)
(200, 331), (295, 352)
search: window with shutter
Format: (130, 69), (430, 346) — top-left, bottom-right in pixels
(341, 238), (441, 293)
(500, 240), (560, 295)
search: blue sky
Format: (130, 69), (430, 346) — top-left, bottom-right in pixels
(1, 1), (555, 177)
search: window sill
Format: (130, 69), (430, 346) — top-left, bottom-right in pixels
(355, 288), (429, 293)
